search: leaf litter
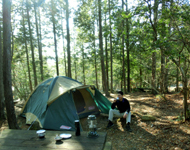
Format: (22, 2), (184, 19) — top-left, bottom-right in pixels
(0, 92), (190, 150)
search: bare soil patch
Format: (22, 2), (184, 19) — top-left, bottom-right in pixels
(81, 92), (190, 150)
(1, 92), (190, 150)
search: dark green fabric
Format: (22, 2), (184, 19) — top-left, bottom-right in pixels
(43, 92), (80, 131)
(89, 88), (112, 114)
(22, 78), (53, 125)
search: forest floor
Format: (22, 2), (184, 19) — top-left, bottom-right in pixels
(0, 92), (190, 150)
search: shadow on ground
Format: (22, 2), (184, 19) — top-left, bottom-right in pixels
(80, 92), (190, 150)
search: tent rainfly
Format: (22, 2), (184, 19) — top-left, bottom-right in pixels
(21, 76), (111, 131)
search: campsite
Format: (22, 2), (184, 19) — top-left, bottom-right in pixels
(1, 0), (190, 149)
(1, 90), (190, 150)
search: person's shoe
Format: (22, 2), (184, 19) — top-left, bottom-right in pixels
(106, 120), (114, 128)
(126, 124), (132, 132)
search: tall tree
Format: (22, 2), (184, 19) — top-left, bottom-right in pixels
(73, 53), (77, 80)
(66, 0), (71, 78)
(81, 45), (86, 85)
(98, 0), (109, 96)
(122, 0), (126, 93)
(108, 0), (113, 93)
(94, 48), (99, 90)
(26, 0), (38, 87)
(152, 0), (158, 94)
(22, 0), (33, 92)
(34, 0), (43, 81)
(104, 0), (109, 92)
(3, 0), (19, 128)
(61, 9), (67, 76)
(0, 24), (5, 120)
(38, 6), (43, 80)
(160, 0), (166, 93)
(126, 0), (130, 93)
(11, 19), (15, 61)
(51, 0), (59, 76)
(94, 3), (99, 90)
(93, 16), (99, 89)
(168, 0), (190, 120)
(146, 0), (158, 94)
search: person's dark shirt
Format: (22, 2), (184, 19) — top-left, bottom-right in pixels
(111, 98), (130, 113)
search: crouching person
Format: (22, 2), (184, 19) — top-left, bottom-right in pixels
(107, 91), (132, 132)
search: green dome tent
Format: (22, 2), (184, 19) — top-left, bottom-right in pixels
(21, 76), (111, 131)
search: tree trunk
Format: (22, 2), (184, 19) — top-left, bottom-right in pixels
(169, 0), (174, 93)
(82, 46), (86, 85)
(125, 0), (130, 93)
(93, 21), (99, 89)
(105, 15), (109, 92)
(98, 0), (109, 96)
(164, 58), (169, 93)
(126, 32), (130, 93)
(172, 58), (188, 120)
(183, 78), (188, 120)
(64, 48), (67, 76)
(74, 56), (77, 80)
(62, 21), (67, 76)
(160, 0), (166, 94)
(38, 7), (43, 81)
(34, 1), (43, 81)
(140, 67), (142, 88)
(176, 66), (179, 92)
(51, 0), (59, 76)
(26, 0), (38, 87)
(61, 10), (67, 76)
(11, 22), (14, 61)
(22, 1), (33, 92)
(121, 0), (126, 94)
(120, 44), (123, 90)
(0, 24), (5, 120)
(160, 48), (165, 93)
(182, 59), (188, 120)
(108, 0), (113, 93)
(3, 0), (19, 128)
(66, 0), (71, 78)
(152, 52), (157, 94)
(95, 51), (99, 89)
(151, 0), (158, 94)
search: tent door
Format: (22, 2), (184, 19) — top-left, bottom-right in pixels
(72, 90), (86, 113)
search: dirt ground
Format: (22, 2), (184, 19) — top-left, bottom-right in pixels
(1, 92), (190, 150)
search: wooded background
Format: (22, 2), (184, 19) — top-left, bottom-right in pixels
(0, 0), (190, 128)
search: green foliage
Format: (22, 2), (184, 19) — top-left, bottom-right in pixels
(8, 0), (190, 100)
